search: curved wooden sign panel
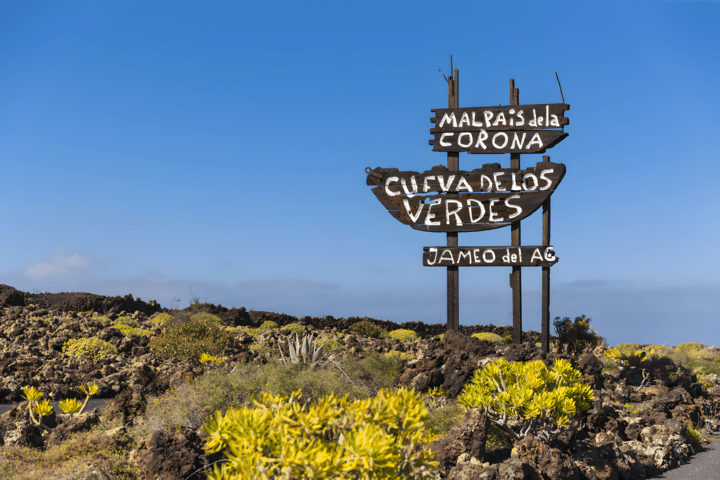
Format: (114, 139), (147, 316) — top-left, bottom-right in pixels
(365, 161), (565, 233)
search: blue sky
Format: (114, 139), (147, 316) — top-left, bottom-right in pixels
(1, 1), (718, 348)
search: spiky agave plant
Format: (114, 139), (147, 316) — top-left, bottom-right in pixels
(279, 331), (326, 368)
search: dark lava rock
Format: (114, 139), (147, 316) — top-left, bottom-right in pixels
(427, 408), (489, 472)
(133, 428), (223, 480)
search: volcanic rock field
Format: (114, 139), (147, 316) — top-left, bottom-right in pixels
(0, 284), (717, 479)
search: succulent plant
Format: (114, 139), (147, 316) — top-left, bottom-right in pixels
(279, 332), (326, 368)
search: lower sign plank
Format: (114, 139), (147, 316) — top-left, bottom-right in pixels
(423, 246), (559, 267)
(430, 130), (568, 154)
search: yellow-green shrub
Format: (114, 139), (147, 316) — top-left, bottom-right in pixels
(323, 338), (345, 352)
(191, 312), (224, 327)
(239, 327), (261, 336)
(258, 320), (279, 332)
(458, 358), (594, 443)
(148, 317), (236, 363)
(202, 388), (439, 479)
(114, 316), (138, 327)
(95, 316), (112, 326)
(110, 324), (154, 337)
(284, 322), (306, 335)
(350, 320), (388, 339)
(604, 346), (649, 368)
(389, 329), (419, 342)
(62, 337), (119, 364)
(151, 313), (175, 327)
(384, 351), (414, 361)
(472, 332), (504, 343)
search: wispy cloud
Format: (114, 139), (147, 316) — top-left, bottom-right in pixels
(2, 252), (719, 349)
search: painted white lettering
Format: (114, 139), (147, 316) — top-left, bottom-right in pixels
(423, 175), (436, 193)
(459, 112), (470, 128)
(401, 177), (417, 197)
(505, 195), (522, 219)
(483, 249), (496, 263)
(538, 116), (544, 127)
(473, 248), (482, 264)
(438, 175), (455, 192)
(456, 176), (472, 192)
(492, 172), (504, 191)
(539, 169), (554, 191)
(550, 114), (560, 127)
(467, 198), (485, 222)
(439, 133), (454, 147)
(488, 199), (503, 222)
(526, 132), (543, 150)
(511, 132), (526, 150)
(403, 199), (424, 223)
(458, 250), (471, 264)
(471, 112), (483, 127)
(529, 109), (538, 127)
(445, 200), (463, 226)
(440, 113), (457, 128)
(483, 111), (494, 127)
(475, 130), (489, 149)
(493, 112), (507, 126)
(439, 249), (454, 264)
(510, 172), (522, 191)
(545, 247), (556, 261)
(522, 173), (538, 191)
(492, 132), (509, 149)
(530, 248), (544, 263)
(385, 177), (400, 197)
(546, 105), (549, 127)
(516, 110), (524, 126)
(457, 132), (473, 148)
(427, 247), (438, 265)
(425, 199), (441, 226)
(502, 249), (512, 263)
(480, 174), (493, 192)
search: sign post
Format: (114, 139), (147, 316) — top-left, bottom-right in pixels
(365, 62), (568, 353)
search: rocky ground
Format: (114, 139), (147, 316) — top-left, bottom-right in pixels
(0, 284), (717, 479)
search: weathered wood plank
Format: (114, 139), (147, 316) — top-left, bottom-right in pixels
(430, 104), (569, 132)
(366, 162), (565, 194)
(429, 130), (568, 154)
(422, 246), (559, 267)
(365, 162), (565, 233)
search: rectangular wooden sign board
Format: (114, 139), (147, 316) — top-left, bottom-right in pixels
(429, 130), (567, 154)
(431, 104), (569, 132)
(423, 246), (558, 267)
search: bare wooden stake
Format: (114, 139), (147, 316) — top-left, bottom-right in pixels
(509, 79), (522, 344)
(447, 65), (459, 331)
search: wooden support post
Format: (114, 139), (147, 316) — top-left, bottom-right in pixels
(509, 79), (522, 344)
(446, 64), (459, 332)
(542, 155), (551, 354)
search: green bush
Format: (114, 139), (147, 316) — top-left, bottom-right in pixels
(151, 313), (175, 327)
(323, 338), (345, 352)
(350, 320), (388, 339)
(148, 317), (236, 363)
(283, 322), (307, 335)
(553, 315), (604, 357)
(62, 337), (119, 364)
(191, 312), (225, 327)
(201, 388), (439, 479)
(472, 332), (504, 343)
(110, 324), (154, 337)
(503, 333), (513, 344)
(388, 329), (419, 342)
(114, 316), (138, 328)
(258, 320), (279, 332)
(458, 358), (594, 443)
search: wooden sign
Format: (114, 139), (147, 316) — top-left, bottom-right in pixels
(423, 246), (558, 267)
(365, 161), (565, 232)
(429, 103), (569, 154)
